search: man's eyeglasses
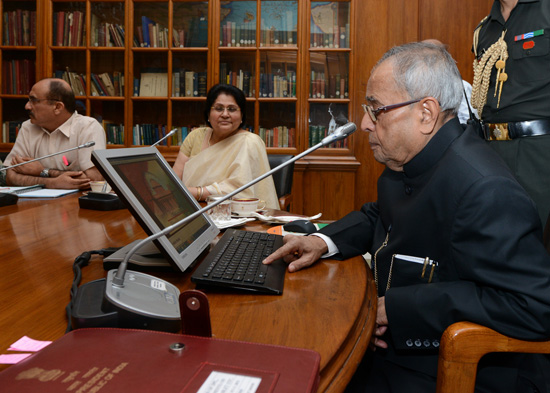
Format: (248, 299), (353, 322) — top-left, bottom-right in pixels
(211, 105), (240, 114)
(362, 98), (424, 123)
(28, 97), (56, 105)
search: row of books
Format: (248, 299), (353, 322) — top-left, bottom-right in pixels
(259, 126), (295, 148)
(132, 71), (207, 97)
(54, 69), (86, 96)
(184, 17), (208, 47)
(91, 72), (124, 97)
(220, 21), (256, 47)
(169, 126), (203, 146)
(135, 16), (168, 48)
(132, 123), (169, 146)
(2, 121), (22, 143)
(220, 64), (254, 97)
(2, 59), (35, 95)
(259, 28), (298, 48)
(172, 70), (207, 97)
(103, 121), (124, 145)
(310, 25), (350, 48)
(309, 125), (348, 148)
(91, 15), (124, 47)
(2, 10), (36, 46)
(310, 72), (349, 99)
(134, 16), (208, 48)
(260, 72), (297, 98)
(53, 11), (85, 47)
(259, 13), (297, 47)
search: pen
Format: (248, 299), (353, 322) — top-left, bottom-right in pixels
(62, 156), (69, 166)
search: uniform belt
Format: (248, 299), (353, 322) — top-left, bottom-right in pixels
(484, 119), (550, 141)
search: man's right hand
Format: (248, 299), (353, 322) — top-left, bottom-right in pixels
(50, 171), (90, 189)
(263, 234), (328, 272)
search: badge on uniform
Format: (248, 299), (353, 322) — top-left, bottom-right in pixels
(514, 29), (544, 41)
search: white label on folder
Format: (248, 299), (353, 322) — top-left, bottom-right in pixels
(150, 280), (166, 291)
(197, 371), (261, 393)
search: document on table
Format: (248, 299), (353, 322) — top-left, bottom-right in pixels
(18, 189), (79, 198)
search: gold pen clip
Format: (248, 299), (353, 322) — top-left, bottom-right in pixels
(421, 257), (437, 283)
(421, 257), (429, 278)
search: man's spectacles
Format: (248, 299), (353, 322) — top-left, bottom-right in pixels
(28, 97), (56, 105)
(211, 105), (240, 114)
(362, 98), (424, 123)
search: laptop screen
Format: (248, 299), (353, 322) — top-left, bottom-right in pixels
(92, 147), (219, 272)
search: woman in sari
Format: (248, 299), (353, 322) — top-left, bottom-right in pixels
(172, 84), (279, 209)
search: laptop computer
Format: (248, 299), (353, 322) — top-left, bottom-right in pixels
(92, 146), (286, 294)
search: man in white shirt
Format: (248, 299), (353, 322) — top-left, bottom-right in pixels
(4, 78), (106, 189)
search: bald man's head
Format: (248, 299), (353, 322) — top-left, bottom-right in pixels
(45, 78), (77, 113)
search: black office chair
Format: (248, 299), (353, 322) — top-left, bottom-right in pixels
(267, 154), (294, 211)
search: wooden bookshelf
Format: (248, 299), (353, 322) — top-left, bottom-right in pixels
(0, 0), (41, 146)
(0, 0), (358, 217)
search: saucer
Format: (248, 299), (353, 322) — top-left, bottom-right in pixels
(231, 209), (266, 218)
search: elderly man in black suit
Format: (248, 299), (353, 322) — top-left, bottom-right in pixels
(264, 41), (550, 393)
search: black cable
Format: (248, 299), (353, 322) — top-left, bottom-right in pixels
(65, 247), (121, 333)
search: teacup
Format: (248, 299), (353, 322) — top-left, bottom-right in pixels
(90, 181), (111, 193)
(231, 197), (266, 217)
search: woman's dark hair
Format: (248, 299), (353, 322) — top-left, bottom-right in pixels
(47, 79), (77, 113)
(204, 84), (246, 127)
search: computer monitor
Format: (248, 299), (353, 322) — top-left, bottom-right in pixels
(91, 146), (220, 272)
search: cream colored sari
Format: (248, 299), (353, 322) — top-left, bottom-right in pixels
(181, 127), (279, 209)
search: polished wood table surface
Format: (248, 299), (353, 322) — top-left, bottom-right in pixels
(0, 193), (377, 393)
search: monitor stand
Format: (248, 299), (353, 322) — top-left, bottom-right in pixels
(103, 241), (172, 271)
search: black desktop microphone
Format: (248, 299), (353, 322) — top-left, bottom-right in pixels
(0, 141), (96, 207)
(73, 123), (357, 332)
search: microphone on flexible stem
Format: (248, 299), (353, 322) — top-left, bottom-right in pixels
(88, 122), (356, 332)
(151, 128), (178, 147)
(0, 141), (96, 172)
(0, 141), (96, 207)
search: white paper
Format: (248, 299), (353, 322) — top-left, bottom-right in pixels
(197, 371), (261, 393)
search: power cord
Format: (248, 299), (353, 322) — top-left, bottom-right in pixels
(65, 247), (120, 333)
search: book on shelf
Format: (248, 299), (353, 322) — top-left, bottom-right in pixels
(139, 72), (168, 97)
(112, 71), (124, 96)
(99, 73), (116, 96)
(173, 28), (185, 47)
(140, 15), (155, 47)
(198, 72), (207, 97)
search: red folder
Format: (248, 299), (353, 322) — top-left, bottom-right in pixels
(0, 327), (320, 392)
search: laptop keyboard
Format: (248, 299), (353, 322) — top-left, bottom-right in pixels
(191, 229), (286, 295)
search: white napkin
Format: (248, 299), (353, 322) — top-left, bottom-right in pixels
(249, 212), (322, 224)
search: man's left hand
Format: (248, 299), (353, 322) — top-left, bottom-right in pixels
(10, 155), (44, 176)
(373, 296), (389, 349)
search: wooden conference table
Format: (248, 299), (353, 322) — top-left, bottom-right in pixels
(0, 193), (377, 393)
